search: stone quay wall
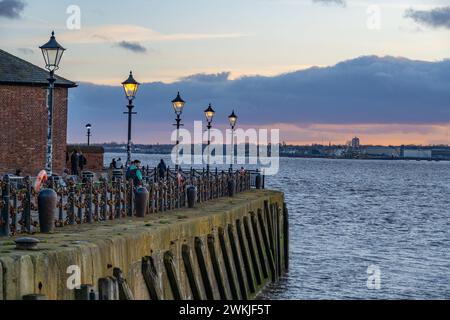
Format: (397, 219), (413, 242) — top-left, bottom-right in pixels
(0, 189), (288, 300)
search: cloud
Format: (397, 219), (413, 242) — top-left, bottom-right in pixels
(115, 41), (147, 54)
(312, 0), (346, 7)
(59, 25), (247, 45)
(0, 0), (25, 18)
(68, 56), (450, 143)
(180, 72), (231, 83)
(404, 6), (450, 29)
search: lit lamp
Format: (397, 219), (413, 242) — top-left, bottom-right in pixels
(121, 71), (140, 167)
(39, 31), (66, 176)
(204, 104), (216, 173)
(228, 110), (238, 171)
(86, 123), (92, 146)
(172, 92), (186, 171)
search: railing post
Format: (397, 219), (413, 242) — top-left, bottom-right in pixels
(115, 180), (122, 219)
(57, 187), (64, 226)
(127, 179), (134, 217)
(0, 175), (11, 237)
(101, 179), (108, 221)
(86, 177), (93, 223)
(68, 178), (76, 225)
(77, 187), (83, 223)
(12, 186), (18, 234)
(24, 176), (32, 233)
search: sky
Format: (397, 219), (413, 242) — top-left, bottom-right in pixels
(1, 0), (450, 145)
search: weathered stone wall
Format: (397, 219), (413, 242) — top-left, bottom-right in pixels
(0, 85), (68, 176)
(0, 190), (287, 300)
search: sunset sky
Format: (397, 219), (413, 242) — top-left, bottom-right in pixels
(1, 0), (449, 145)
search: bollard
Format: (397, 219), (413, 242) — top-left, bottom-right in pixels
(228, 179), (236, 197)
(89, 289), (98, 300)
(187, 185), (197, 208)
(15, 237), (39, 250)
(255, 174), (262, 190)
(23, 294), (47, 300)
(38, 188), (57, 233)
(75, 284), (94, 300)
(135, 187), (149, 217)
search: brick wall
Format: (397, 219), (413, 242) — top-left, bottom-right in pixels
(0, 84), (68, 176)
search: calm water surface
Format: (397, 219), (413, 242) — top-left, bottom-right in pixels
(106, 154), (450, 300)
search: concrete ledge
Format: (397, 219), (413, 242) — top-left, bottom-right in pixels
(0, 189), (286, 300)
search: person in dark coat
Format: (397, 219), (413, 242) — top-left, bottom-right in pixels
(79, 152), (87, 172)
(70, 150), (79, 175)
(157, 159), (167, 180)
(110, 158), (117, 169)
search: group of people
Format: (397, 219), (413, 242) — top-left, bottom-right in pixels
(69, 150), (87, 176)
(123, 159), (168, 187)
(109, 158), (124, 170)
(108, 158), (246, 187)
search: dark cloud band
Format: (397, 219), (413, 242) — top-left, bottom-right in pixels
(405, 6), (450, 29)
(69, 56), (450, 131)
(115, 41), (148, 54)
(0, 0), (25, 18)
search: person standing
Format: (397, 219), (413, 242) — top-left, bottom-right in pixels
(70, 150), (79, 175)
(157, 159), (167, 180)
(110, 158), (117, 169)
(126, 160), (143, 187)
(116, 158), (123, 169)
(79, 152), (87, 172)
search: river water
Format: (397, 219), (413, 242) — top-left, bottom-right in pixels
(105, 154), (450, 300)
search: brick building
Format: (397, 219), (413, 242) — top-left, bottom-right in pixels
(0, 49), (77, 176)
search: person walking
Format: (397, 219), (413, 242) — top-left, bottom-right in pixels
(70, 150), (79, 175)
(157, 159), (167, 180)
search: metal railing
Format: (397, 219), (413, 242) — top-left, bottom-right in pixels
(0, 168), (263, 237)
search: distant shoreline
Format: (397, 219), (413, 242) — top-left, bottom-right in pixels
(103, 151), (450, 162)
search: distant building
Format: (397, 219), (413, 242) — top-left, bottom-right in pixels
(431, 149), (450, 159)
(351, 137), (360, 149)
(0, 49), (77, 175)
(362, 146), (400, 158)
(403, 149), (432, 159)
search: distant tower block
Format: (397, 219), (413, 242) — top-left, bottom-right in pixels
(351, 137), (361, 149)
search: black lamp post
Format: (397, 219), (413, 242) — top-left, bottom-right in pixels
(121, 71), (140, 167)
(171, 92), (186, 171)
(204, 103), (215, 173)
(228, 110), (238, 172)
(86, 123), (92, 146)
(39, 31), (66, 176)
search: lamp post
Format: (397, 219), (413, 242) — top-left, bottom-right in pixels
(39, 31), (66, 176)
(121, 71), (140, 167)
(86, 124), (92, 146)
(171, 92), (186, 171)
(204, 103), (215, 173)
(228, 110), (238, 172)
